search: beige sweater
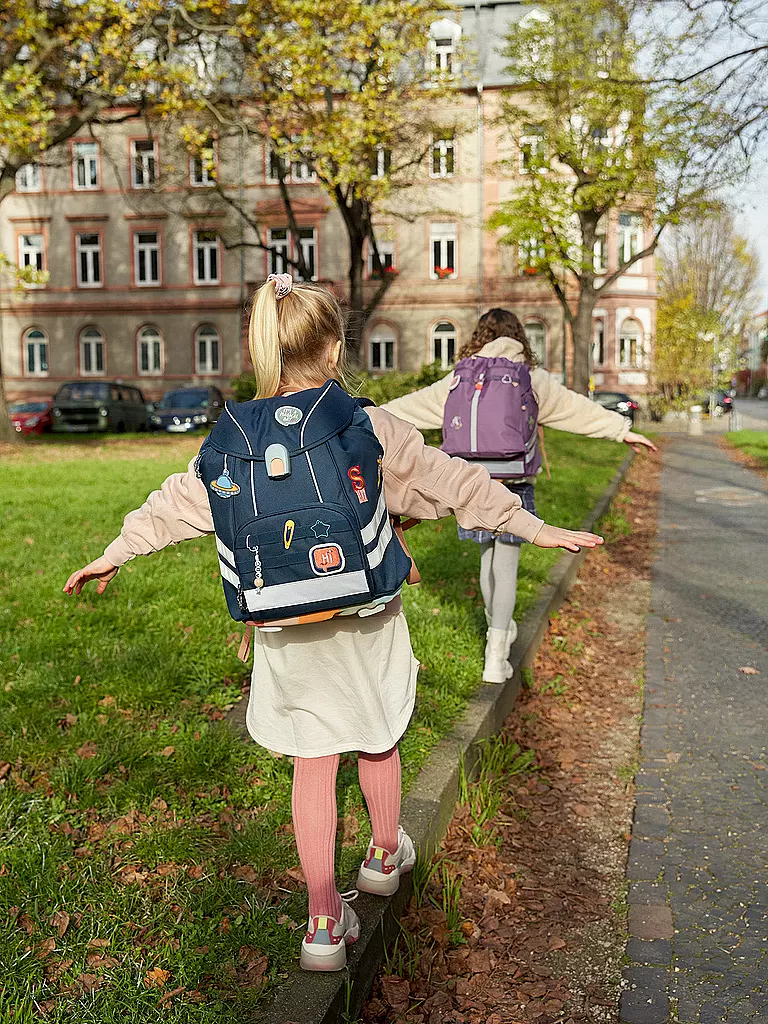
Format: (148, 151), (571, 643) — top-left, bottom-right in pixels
(103, 405), (545, 567)
(381, 337), (632, 444)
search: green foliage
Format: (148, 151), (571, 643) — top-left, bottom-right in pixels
(654, 294), (722, 406)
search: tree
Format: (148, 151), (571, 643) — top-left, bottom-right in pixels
(655, 208), (760, 402)
(201, 0), (459, 363)
(489, 0), (742, 394)
(0, 0), (205, 441)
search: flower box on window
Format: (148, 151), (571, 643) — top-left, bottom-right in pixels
(522, 265), (538, 276)
(434, 266), (454, 279)
(368, 266), (399, 281)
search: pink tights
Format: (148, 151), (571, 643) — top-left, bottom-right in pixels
(291, 745), (402, 920)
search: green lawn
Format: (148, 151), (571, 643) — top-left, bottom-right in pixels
(726, 430), (768, 470)
(0, 430), (626, 1021)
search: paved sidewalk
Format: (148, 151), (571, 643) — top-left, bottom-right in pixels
(621, 437), (768, 1024)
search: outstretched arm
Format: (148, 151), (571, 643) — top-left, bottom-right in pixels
(64, 457), (213, 596)
(369, 409), (602, 551)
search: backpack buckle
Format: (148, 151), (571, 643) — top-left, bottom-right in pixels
(265, 443), (291, 479)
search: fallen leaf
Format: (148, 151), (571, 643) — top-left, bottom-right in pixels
(144, 967), (171, 988)
(739, 666), (760, 675)
(88, 937), (110, 949)
(24, 536), (34, 546)
(50, 910), (70, 937)
(98, 695), (116, 707)
(76, 742), (98, 760)
(159, 746), (175, 757)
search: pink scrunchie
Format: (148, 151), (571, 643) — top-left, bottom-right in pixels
(266, 272), (293, 299)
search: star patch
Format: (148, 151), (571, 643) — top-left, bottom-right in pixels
(311, 520), (331, 539)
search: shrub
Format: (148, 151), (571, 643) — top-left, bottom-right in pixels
(231, 362), (447, 406)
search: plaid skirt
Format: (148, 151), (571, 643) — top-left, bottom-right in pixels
(457, 482), (537, 546)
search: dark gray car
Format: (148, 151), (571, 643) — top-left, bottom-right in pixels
(150, 386), (225, 433)
(52, 381), (148, 433)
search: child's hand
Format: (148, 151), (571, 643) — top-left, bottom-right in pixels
(63, 557), (119, 596)
(624, 431), (657, 453)
(534, 525), (604, 552)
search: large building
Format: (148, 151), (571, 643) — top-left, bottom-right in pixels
(1, 0), (656, 403)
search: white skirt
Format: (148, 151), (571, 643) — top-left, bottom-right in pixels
(244, 598), (419, 758)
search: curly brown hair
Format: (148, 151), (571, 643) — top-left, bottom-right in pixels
(457, 307), (538, 366)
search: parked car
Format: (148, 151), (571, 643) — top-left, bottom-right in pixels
(698, 390), (734, 417)
(150, 386), (225, 433)
(52, 381), (149, 433)
(593, 390), (640, 423)
(9, 398), (54, 435)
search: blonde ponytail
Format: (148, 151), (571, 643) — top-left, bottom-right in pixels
(247, 278), (350, 399)
(249, 280), (283, 399)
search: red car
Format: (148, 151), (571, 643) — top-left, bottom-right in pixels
(9, 399), (54, 436)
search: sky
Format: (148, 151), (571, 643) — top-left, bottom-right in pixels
(734, 150), (768, 309)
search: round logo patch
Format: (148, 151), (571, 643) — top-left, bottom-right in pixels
(274, 405), (303, 426)
(451, 416), (462, 430)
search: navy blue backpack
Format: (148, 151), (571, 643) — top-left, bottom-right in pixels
(195, 381), (413, 626)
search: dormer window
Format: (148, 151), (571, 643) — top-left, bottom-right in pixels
(429, 19), (461, 75)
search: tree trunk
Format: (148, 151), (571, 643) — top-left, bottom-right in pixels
(347, 230), (366, 368)
(571, 291), (598, 396)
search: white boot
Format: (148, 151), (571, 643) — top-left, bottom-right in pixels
(507, 619), (518, 651)
(482, 627), (514, 683)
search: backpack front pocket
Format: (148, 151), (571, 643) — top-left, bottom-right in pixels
(233, 505), (372, 617)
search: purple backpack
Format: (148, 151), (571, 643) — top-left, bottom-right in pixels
(441, 356), (542, 479)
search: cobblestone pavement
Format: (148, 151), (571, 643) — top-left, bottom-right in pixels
(621, 437), (768, 1024)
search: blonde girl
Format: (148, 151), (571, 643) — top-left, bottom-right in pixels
(65, 278), (604, 972)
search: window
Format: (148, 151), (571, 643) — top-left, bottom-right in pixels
(520, 125), (545, 173)
(368, 239), (395, 277)
(430, 222), (457, 279)
(369, 324), (396, 372)
(131, 139), (157, 188)
(296, 227), (317, 282)
(195, 324), (221, 374)
(18, 233), (44, 283)
(267, 228), (290, 275)
(518, 237), (545, 275)
(190, 140), (216, 186)
(23, 328), (48, 377)
(138, 326), (163, 375)
(193, 229), (220, 285)
(16, 164), (41, 192)
(76, 232), (102, 287)
(371, 146), (392, 180)
(592, 319), (605, 366)
(267, 147), (315, 183)
(593, 221), (608, 274)
(524, 321), (547, 366)
(431, 321), (456, 369)
(73, 142), (99, 190)
(134, 231), (160, 286)
(618, 212), (643, 270)
(618, 318), (643, 368)
(80, 327), (105, 376)
(430, 135), (455, 178)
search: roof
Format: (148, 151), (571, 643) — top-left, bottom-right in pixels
(452, 1), (529, 88)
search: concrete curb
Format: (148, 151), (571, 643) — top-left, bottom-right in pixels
(234, 451), (635, 1024)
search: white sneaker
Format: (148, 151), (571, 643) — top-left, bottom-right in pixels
(299, 891), (360, 972)
(356, 826), (416, 897)
(482, 626), (514, 683)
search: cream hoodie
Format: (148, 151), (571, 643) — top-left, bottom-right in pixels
(103, 405), (545, 567)
(381, 337), (632, 446)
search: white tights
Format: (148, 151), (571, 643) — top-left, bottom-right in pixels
(479, 540), (521, 630)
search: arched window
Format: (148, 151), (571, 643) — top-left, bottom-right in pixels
(80, 327), (105, 376)
(195, 324), (221, 374)
(618, 318), (643, 368)
(524, 321), (547, 367)
(138, 326), (163, 376)
(431, 321), (456, 369)
(592, 319), (605, 367)
(369, 324), (396, 372)
(23, 328), (48, 377)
